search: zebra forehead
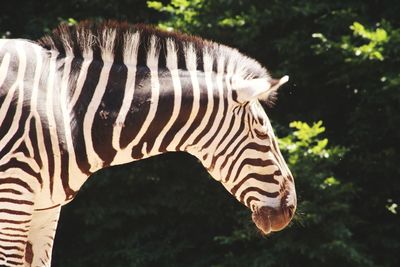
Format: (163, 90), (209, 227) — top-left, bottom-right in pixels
(36, 20), (269, 80)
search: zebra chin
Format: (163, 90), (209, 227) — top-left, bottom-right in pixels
(251, 200), (296, 235)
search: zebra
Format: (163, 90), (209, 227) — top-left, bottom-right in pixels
(0, 20), (296, 266)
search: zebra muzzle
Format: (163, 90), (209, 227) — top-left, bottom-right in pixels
(251, 204), (295, 235)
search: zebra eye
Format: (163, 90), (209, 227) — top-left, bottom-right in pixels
(249, 102), (270, 137)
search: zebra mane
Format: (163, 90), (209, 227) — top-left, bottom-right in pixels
(37, 20), (269, 80)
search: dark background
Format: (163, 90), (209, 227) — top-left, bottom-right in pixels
(1, 0), (399, 266)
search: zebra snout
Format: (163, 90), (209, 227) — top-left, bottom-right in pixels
(251, 203), (295, 235)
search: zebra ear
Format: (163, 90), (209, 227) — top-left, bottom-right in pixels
(235, 75), (289, 103)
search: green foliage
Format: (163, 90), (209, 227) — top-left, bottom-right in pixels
(279, 121), (331, 163)
(147, 0), (205, 32)
(313, 21), (390, 61)
(348, 21), (388, 60)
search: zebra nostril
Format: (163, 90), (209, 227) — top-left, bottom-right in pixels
(281, 187), (297, 211)
(286, 205), (295, 219)
(252, 207), (272, 235)
(279, 190), (296, 222)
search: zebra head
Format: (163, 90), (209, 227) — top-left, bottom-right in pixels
(195, 74), (296, 235)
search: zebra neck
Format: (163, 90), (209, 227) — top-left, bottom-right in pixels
(70, 60), (223, 172)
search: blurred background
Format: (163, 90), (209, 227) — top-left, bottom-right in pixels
(1, 0), (399, 266)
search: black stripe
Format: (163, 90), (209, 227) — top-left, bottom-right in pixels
(28, 118), (43, 170)
(0, 90), (17, 151)
(0, 159), (40, 186)
(52, 58), (68, 197)
(0, 209), (31, 216)
(0, 178), (34, 193)
(210, 105), (247, 168)
(0, 237), (26, 245)
(41, 117), (55, 193)
(92, 61), (127, 165)
(0, 104), (31, 166)
(219, 134), (248, 170)
(0, 198), (33, 206)
(230, 158), (276, 183)
(159, 70), (193, 152)
(0, 189), (22, 195)
(177, 72), (208, 149)
(231, 171), (280, 196)
(221, 140), (271, 171)
(245, 196), (260, 208)
(201, 75), (229, 157)
(60, 146), (76, 200)
(1, 228), (28, 234)
(120, 66), (151, 149)
(72, 58), (104, 175)
(176, 41), (187, 70)
(239, 187), (279, 204)
(191, 73), (220, 146)
(136, 69), (175, 155)
(136, 33), (148, 67)
(67, 57), (83, 103)
(0, 252), (24, 259)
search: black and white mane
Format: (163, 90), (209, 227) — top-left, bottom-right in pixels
(37, 20), (269, 80)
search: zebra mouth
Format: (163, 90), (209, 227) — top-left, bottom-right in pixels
(252, 208), (272, 234)
(252, 204), (295, 235)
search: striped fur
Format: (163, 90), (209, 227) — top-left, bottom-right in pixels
(0, 21), (296, 266)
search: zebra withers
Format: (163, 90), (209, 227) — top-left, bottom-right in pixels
(0, 21), (296, 266)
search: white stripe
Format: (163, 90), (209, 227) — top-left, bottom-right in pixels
(45, 51), (63, 199)
(30, 46), (50, 192)
(211, 55), (236, 156)
(215, 134), (247, 182)
(183, 48), (214, 152)
(0, 167), (34, 214)
(150, 39), (182, 154)
(234, 178), (280, 198)
(167, 43), (200, 151)
(0, 168), (39, 191)
(243, 191), (281, 208)
(60, 54), (87, 190)
(100, 29), (116, 63)
(195, 53), (226, 169)
(0, 52), (10, 87)
(69, 52), (93, 109)
(82, 29), (116, 172)
(113, 35), (160, 160)
(0, 39), (6, 51)
(82, 62), (112, 172)
(13, 152), (38, 171)
(24, 129), (35, 158)
(200, 61), (236, 170)
(111, 66), (136, 155)
(0, 42), (26, 152)
(122, 31), (140, 66)
(112, 32), (140, 153)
